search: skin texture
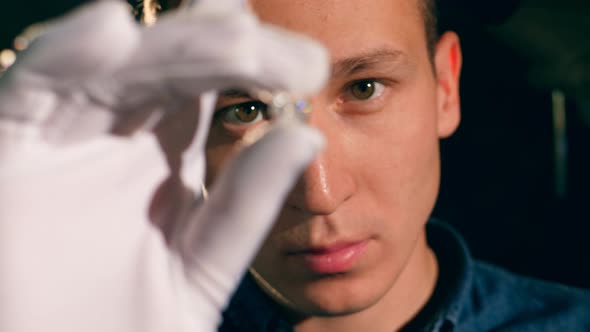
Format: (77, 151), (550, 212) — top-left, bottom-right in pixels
(205, 0), (463, 330)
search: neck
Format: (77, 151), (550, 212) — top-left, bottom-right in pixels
(292, 231), (438, 332)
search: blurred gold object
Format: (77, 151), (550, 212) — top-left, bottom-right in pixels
(1, 18), (57, 73)
(249, 267), (297, 312)
(141, 0), (161, 26)
(0, 49), (16, 71)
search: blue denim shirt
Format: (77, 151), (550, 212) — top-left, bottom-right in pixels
(218, 221), (590, 331)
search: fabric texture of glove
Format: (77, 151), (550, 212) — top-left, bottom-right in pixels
(0, 1), (328, 331)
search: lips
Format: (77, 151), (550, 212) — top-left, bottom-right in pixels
(287, 240), (369, 274)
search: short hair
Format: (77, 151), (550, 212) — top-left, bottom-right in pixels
(421, 0), (439, 60)
(137, 0), (440, 58)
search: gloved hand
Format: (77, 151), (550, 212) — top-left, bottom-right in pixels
(0, 1), (328, 331)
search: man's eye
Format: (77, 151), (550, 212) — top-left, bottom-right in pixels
(348, 80), (385, 100)
(218, 101), (268, 125)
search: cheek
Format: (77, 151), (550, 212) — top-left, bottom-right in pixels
(204, 129), (241, 186)
(357, 85), (441, 243)
(204, 145), (226, 186)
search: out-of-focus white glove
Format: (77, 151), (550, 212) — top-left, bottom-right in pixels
(0, 2), (328, 331)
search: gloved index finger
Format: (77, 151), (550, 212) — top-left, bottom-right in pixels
(120, 7), (329, 98)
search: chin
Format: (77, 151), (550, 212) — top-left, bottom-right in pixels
(290, 271), (387, 316)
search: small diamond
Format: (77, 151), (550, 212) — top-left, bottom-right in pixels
(296, 99), (312, 114)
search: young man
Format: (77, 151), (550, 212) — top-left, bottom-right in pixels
(206, 0), (590, 331)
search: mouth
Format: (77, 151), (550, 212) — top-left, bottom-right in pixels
(286, 240), (369, 274)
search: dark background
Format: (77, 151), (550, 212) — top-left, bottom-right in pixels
(1, 0), (589, 289)
(433, 0), (590, 289)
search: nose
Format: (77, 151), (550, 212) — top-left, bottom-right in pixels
(286, 107), (356, 215)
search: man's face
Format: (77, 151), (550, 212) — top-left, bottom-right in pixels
(206, 0), (461, 316)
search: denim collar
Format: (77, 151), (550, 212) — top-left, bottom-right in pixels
(401, 220), (473, 332)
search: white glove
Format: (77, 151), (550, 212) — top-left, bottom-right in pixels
(0, 2), (328, 331)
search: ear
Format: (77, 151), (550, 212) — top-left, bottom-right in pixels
(434, 31), (462, 138)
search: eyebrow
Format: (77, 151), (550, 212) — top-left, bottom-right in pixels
(331, 48), (408, 78)
(219, 89), (253, 99)
(218, 48), (408, 100)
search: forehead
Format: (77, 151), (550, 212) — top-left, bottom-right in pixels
(248, 0), (427, 62)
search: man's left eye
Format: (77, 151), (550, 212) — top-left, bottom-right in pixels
(348, 80), (385, 100)
(218, 101), (268, 125)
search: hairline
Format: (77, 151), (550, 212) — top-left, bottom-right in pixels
(143, 0), (439, 62)
(420, 0), (439, 62)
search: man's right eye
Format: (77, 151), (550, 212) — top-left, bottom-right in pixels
(216, 101), (268, 125)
